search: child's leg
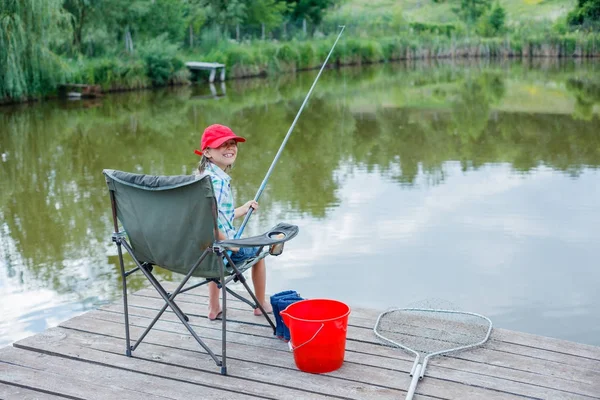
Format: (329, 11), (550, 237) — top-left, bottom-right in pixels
(208, 281), (222, 320)
(252, 258), (273, 316)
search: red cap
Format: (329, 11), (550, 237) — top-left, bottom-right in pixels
(194, 124), (246, 156)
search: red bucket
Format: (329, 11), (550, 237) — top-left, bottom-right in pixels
(280, 299), (351, 374)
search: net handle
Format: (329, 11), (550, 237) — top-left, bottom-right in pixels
(405, 363), (422, 400)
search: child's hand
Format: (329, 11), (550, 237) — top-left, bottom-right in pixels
(241, 200), (259, 215)
(234, 200), (259, 219)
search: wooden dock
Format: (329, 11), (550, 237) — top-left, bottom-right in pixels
(186, 62), (226, 83)
(1, 282), (599, 399)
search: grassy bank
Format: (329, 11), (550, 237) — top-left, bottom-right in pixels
(2, 0), (599, 104)
(64, 31), (599, 96)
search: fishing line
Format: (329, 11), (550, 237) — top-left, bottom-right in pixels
(235, 25), (346, 239)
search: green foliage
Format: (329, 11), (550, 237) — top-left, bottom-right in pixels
(70, 57), (149, 90)
(567, 0), (600, 28)
(225, 46), (262, 76)
(139, 35), (188, 86)
(139, 0), (187, 43)
(453, 0), (492, 26)
(0, 0), (71, 100)
(63, 0), (101, 54)
(297, 42), (316, 69)
(202, 0), (247, 35)
(184, 0), (207, 48)
(552, 17), (570, 35)
(488, 3), (506, 33)
(477, 2), (506, 37)
(285, 0), (340, 25)
(244, 0), (289, 32)
(566, 77), (600, 120)
(2, 0), (599, 103)
(277, 43), (300, 64)
(410, 22), (458, 38)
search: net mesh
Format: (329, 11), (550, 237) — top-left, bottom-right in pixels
(374, 299), (492, 358)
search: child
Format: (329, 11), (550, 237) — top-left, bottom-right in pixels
(195, 124), (273, 320)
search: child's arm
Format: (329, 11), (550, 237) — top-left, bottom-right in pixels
(234, 200), (259, 219)
(216, 229), (227, 241)
(215, 228), (239, 252)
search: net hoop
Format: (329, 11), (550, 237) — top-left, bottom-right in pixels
(374, 307), (493, 375)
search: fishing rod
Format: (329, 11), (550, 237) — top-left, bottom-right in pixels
(235, 25), (346, 239)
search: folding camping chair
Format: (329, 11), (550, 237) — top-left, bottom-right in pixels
(103, 169), (299, 375)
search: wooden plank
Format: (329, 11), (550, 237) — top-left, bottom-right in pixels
(186, 62), (225, 69)
(347, 308), (600, 362)
(6, 276), (598, 400)
(58, 310), (599, 400)
(0, 349), (168, 400)
(120, 290), (600, 375)
(0, 382), (67, 400)
(0, 346), (261, 400)
(155, 283), (600, 361)
(154, 284), (600, 364)
(103, 292), (600, 394)
(90, 306), (600, 399)
(12, 329), (333, 400)
(15, 326), (413, 400)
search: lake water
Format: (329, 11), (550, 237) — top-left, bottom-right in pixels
(1, 58), (599, 349)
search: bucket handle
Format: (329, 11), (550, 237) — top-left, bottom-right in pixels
(288, 323), (325, 352)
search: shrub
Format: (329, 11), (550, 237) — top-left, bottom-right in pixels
(410, 22), (458, 38)
(138, 34), (186, 86)
(297, 42), (316, 69)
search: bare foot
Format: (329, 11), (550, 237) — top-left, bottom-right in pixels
(208, 308), (222, 321)
(254, 302), (273, 316)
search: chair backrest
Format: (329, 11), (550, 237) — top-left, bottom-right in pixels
(103, 169), (223, 278)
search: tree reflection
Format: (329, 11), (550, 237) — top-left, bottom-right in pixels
(567, 78), (600, 121)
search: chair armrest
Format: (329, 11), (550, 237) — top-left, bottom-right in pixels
(217, 222), (299, 249)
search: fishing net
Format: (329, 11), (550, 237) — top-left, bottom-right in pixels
(373, 299), (493, 400)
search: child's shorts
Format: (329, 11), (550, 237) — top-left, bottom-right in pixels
(230, 246), (260, 264)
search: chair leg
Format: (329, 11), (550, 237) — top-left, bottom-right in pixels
(116, 242), (132, 357)
(221, 260), (227, 375)
(166, 291), (189, 322)
(119, 241), (222, 367)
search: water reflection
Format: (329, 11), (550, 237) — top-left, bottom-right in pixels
(1, 59), (599, 347)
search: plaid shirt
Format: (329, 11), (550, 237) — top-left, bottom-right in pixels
(204, 162), (237, 239)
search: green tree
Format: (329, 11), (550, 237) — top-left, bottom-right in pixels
(95, 0), (154, 54)
(0, 0), (71, 101)
(244, 0), (289, 39)
(453, 0), (491, 27)
(567, 0), (600, 27)
(184, 0), (207, 47)
(202, 0), (246, 38)
(477, 1), (506, 36)
(139, 0), (187, 43)
(285, 0), (339, 26)
(488, 2), (506, 33)
(63, 0), (91, 52)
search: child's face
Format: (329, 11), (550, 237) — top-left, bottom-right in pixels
(205, 139), (238, 170)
